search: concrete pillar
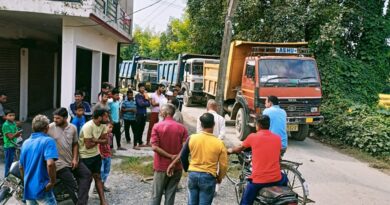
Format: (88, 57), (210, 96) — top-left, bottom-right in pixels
(53, 52), (58, 109)
(91, 51), (102, 104)
(19, 48), (28, 121)
(109, 55), (117, 86)
(60, 24), (77, 109)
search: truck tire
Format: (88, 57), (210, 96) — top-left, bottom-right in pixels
(235, 108), (251, 140)
(184, 91), (193, 107)
(291, 124), (309, 141)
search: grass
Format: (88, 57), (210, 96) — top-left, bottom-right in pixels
(114, 156), (154, 178)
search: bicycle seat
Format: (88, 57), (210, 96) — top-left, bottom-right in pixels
(258, 186), (298, 204)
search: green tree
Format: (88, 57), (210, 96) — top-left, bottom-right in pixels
(187, 0), (227, 55)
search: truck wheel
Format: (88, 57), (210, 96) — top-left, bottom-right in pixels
(235, 108), (251, 141)
(291, 124), (309, 141)
(184, 92), (193, 107)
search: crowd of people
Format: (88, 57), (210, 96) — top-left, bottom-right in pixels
(0, 81), (290, 205)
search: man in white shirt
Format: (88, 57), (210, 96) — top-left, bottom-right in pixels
(196, 99), (226, 140)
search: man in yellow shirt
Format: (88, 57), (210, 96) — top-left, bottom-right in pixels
(79, 109), (109, 205)
(172, 113), (227, 205)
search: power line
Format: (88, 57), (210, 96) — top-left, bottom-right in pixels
(139, 0), (170, 23)
(64, 0), (163, 28)
(144, 0), (178, 28)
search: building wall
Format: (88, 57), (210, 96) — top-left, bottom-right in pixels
(61, 17), (118, 109)
(0, 0), (91, 17)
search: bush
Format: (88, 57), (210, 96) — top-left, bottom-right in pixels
(318, 99), (390, 157)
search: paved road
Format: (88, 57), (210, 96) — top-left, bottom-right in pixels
(182, 105), (390, 204)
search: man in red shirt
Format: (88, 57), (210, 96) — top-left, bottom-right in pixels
(150, 103), (188, 205)
(228, 115), (288, 205)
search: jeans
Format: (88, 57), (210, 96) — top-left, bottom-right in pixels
(101, 157), (111, 183)
(56, 162), (92, 205)
(134, 114), (147, 146)
(113, 122), (122, 148)
(151, 170), (182, 205)
(187, 172), (216, 205)
(26, 191), (57, 205)
(124, 120), (137, 143)
(4, 147), (15, 178)
(147, 112), (159, 144)
(240, 173), (288, 205)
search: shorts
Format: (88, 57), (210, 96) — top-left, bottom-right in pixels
(81, 154), (102, 174)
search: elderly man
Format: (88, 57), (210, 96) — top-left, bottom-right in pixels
(196, 99), (225, 140)
(48, 108), (92, 205)
(19, 115), (58, 204)
(150, 103), (188, 205)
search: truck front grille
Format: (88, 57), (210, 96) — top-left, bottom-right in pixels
(194, 83), (203, 91)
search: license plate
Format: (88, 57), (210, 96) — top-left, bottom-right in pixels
(306, 118), (313, 123)
(287, 124), (299, 132)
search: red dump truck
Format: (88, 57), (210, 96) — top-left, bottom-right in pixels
(203, 40), (324, 141)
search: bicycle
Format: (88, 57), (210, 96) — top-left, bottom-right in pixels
(226, 151), (313, 205)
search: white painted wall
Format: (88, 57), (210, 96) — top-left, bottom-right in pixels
(19, 48), (28, 121)
(109, 55), (117, 86)
(91, 51), (102, 104)
(61, 17), (118, 109)
(60, 25), (77, 110)
(0, 0), (92, 17)
(53, 52), (58, 109)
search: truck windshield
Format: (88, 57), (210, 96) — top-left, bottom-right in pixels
(192, 63), (203, 75)
(143, 64), (157, 71)
(259, 59), (320, 87)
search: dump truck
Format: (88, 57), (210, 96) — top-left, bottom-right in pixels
(157, 54), (219, 106)
(203, 40), (324, 141)
(119, 56), (159, 91)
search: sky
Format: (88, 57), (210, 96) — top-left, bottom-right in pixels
(133, 0), (187, 33)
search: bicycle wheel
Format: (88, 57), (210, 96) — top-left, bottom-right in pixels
(227, 154), (246, 204)
(281, 164), (309, 205)
(226, 154), (241, 184)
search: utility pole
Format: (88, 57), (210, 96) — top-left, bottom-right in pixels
(216, 0), (239, 115)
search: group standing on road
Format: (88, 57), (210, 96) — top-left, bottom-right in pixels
(1, 77), (289, 205)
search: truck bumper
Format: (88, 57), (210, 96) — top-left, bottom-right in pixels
(287, 116), (324, 125)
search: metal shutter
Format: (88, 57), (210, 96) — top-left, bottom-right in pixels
(28, 48), (54, 115)
(0, 46), (20, 116)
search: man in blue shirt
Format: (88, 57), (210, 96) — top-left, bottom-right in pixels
(19, 114), (58, 204)
(109, 88), (125, 150)
(69, 90), (92, 120)
(121, 90), (138, 149)
(263, 96), (288, 154)
(134, 83), (150, 148)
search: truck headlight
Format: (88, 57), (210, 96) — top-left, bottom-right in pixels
(311, 107), (318, 112)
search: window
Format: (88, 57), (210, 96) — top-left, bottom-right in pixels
(245, 61), (255, 79)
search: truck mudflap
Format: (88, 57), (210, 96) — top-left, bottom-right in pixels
(287, 116), (324, 125)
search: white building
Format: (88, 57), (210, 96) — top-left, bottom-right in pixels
(0, 0), (133, 121)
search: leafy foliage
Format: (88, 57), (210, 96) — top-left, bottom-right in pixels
(186, 0), (390, 157)
(120, 15), (193, 60)
(319, 99), (390, 157)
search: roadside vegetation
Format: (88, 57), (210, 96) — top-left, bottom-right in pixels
(114, 156), (154, 178)
(121, 1), (390, 163)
